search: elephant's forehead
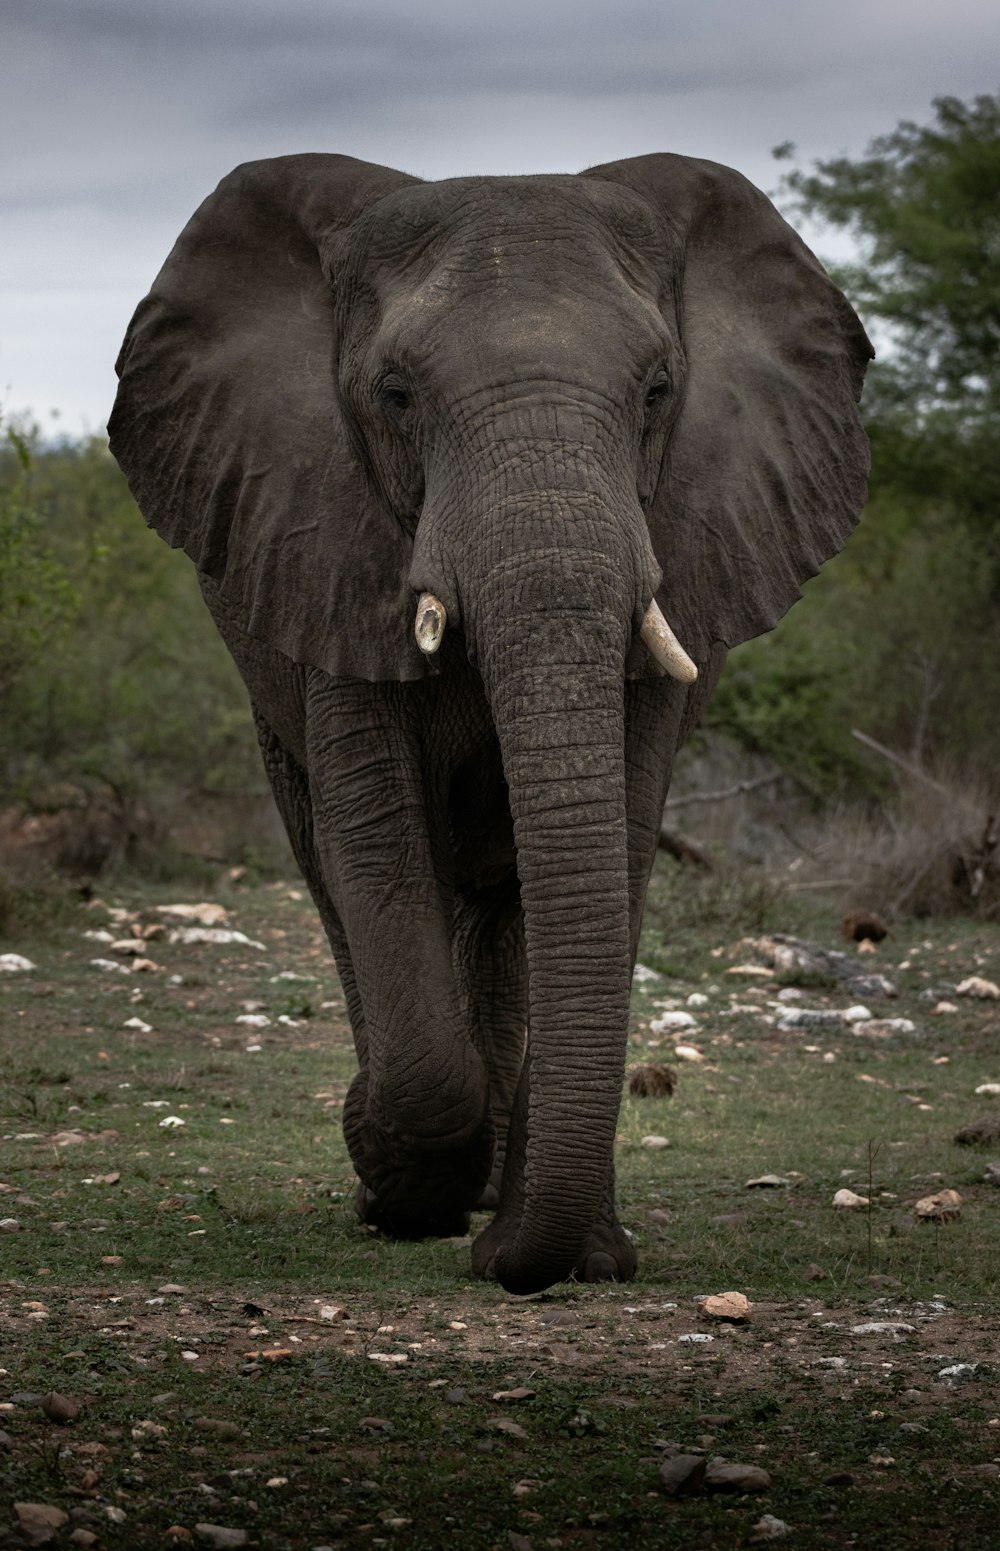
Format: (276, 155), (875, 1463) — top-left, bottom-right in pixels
(359, 175), (665, 268)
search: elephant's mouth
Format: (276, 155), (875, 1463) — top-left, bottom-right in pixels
(414, 590), (698, 683)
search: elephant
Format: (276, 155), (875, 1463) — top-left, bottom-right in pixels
(108, 151), (872, 1295)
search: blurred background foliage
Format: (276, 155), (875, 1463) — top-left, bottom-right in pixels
(1, 93), (997, 911)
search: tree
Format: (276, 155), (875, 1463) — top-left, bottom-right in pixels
(711, 95), (1000, 789)
(778, 92), (1000, 549)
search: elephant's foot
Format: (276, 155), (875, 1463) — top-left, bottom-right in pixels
(470, 1216), (637, 1286)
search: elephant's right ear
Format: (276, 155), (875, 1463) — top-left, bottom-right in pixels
(108, 154), (429, 681)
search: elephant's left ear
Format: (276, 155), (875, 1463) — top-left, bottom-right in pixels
(583, 153), (873, 659)
(109, 153), (429, 681)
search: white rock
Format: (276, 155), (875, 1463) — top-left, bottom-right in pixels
(934, 1001), (959, 1014)
(632, 963), (663, 984)
(270, 970), (316, 982)
(640, 1135), (671, 1150)
(235, 1013), (271, 1028)
(123, 1017), (152, 1032)
(82, 929), (114, 943)
(673, 1045), (704, 1063)
(851, 1321), (916, 1337)
(368, 1352), (407, 1365)
(0, 953), (37, 972)
(158, 1115), (186, 1128)
(89, 957), (131, 974)
(169, 928), (265, 949)
(776, 987), (805, 1002)
(861, 1018), (917, 1036)
(157, 902), (230, 926)
(956, 976), (1000, 1000)
(677, 1332), (714, 1344)
(752, 1515), (793, 1540)
(833, 1188), (870, 1208)
(686, 992), (709, 1007)
(843, 1005), (872, 1023)
(975, 1083), (1000, 1096)
(650, 1011), (697, 1032)
(937, 1362), (979, 1385)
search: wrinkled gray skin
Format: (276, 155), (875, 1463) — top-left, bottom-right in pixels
(109, 152), (872, 1294)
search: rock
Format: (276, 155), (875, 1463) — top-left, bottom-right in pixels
(157, 903), (230, 926)
(169, 927), (265, 948)
(41, 1391), (80, 1424)
(777, 1008), (845, 1029)
(13, 1504), (69, 1545)
(975, 1083), (1000, 1097)
(640, 1135), (671, 1150)
(628, 1063), (677, 1098)
(802, 1263), (828, 1282)
(843, 1005), (872, 1023)
(492, 1387), (536, 1402)
(936, 1363), (979, 1385)
(488, 1417), (527, 1438)
(649, 1207), (671, 1225)
(650, 1010), (697, 1032)
(972, 1463), (1000, 1479)
(540, 1308), (580, 1327)
(68, 1531), (98, 1547)
(697, 1413), (735, 1427)
(367, 1352), (407, 1366)
(157, 1283), (187, 1293)
(833, 1188), (870, 1208)
(359, 1416), (392, 1432)
(850, 1321), (916, 1337)
(822, 1471), (855, 1488)
(122, 1017), (152, 1032)
(194, 1528), (249, 1549)
(752, 1515), (793, 1541)
(0, 953), (36, 972)
(914, 1188), (962, 1222)
(677, 1333), (714, 1344)
(956, 976), (1000, 1000)
(235, 1013), (271, 1028)
(687, 992), (709, 1007)
(673, 1044), (704, 1062)
(956, 1115), (1000, 1146)
(933, 1001), (959, 1014)
(711, 1212), (749, 1227)
(746, 1175), (789, 1189)
(704, 1459), (772, 1493)
(318, 1304), (347, 1321)
(0, 1429), (11, 1450)
(700, 1292), (752, 1323)
(862, 1018), (917, 1037)
(659, 1453), (707, 1496)
(985, 1162), (1000, 1186)
(446, 1388), (468, 1404)
(867, 1274), (904, 1291)
(0, 1217), (20, 1232)
(632, 963), (663, 984)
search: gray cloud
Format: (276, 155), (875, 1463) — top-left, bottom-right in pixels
(2, 0), (999, 430)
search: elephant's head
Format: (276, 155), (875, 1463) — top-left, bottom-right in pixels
(109, 153), (871, 1292)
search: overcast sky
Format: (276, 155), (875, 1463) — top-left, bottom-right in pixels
(3, 0), (998, 436)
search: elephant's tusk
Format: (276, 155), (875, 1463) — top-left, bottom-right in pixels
(640, 600), (698, 683)
(415, 592), (447, 655)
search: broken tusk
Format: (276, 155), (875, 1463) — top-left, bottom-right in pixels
(415, 592), (447, 655)
(640, 600), (698, 684)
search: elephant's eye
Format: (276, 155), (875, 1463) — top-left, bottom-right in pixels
(377, 376), (412, 416)
(644, 370), (671, 409)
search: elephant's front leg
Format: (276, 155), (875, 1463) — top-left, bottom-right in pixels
(307, 676), (494, 1238)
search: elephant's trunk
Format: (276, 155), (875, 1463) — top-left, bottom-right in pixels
(471, 552), (634, 1294)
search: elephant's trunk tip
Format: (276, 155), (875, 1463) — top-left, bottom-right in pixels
(640, 600), (698, 683)
(415, 592), (447, 654)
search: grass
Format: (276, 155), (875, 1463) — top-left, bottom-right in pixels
(1, 866), (999, 1548)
